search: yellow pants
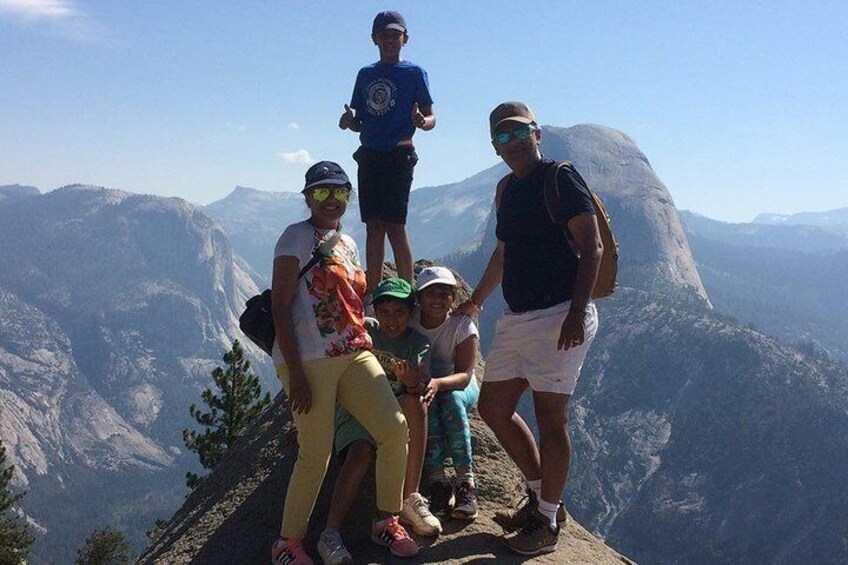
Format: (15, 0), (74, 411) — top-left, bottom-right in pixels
(276, 350), (408, 540)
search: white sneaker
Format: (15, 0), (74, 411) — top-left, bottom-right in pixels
(400, 492), (442, 536)
(317, 529), (353, 565)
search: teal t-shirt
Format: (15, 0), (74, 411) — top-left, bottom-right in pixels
(334, 318), (431, 453)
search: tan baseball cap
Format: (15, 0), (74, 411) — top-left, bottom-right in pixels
(489, 101), (537, 135)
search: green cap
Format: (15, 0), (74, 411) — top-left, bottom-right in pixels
(371, 277), (413, 303)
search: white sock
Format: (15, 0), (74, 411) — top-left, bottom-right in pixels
(538, 499), (559, 528)
(527, 479), (542, 500)
(457, 471), (475, 488)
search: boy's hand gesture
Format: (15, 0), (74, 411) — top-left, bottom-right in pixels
(411, 102), (426, 128)
(392, 359), (419, 389)
(393, 359), (430, 396)
(339, 104), (356, 130)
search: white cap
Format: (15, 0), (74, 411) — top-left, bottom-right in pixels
(416, 266), (457, 291)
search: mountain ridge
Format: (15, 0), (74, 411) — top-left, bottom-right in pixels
(0, 185), (266, 562)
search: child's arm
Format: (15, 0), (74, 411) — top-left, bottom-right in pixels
(339, 104), (361, 132)
(423, 335), (477, 403)
(411, 103), (436, 131)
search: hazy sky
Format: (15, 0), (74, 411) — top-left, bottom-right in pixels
(2, 0), (846, 222)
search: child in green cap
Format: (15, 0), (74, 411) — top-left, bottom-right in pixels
(318, 277), (441, 565)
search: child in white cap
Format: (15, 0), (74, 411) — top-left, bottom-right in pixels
(411, 266), (480, 522)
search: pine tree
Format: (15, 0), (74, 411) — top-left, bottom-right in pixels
(144, 518), (168, 543)
(74, 527), (131, 565)
(0, 437), (33, 565)
(182, 340), (271, 489)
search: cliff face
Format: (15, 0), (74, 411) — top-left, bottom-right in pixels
(537, 124), (709, 305)
(0, 185), (264, 561)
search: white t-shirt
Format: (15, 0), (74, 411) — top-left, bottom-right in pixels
(271, 220), (370, 364)
(410, 313), (478, 378)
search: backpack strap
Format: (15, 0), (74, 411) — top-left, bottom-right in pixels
(543, 161), (571, 229)
(494, 173), (512, 211)
(543, 161), (581, 255)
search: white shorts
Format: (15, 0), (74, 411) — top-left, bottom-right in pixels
(483, 301), (598, 395)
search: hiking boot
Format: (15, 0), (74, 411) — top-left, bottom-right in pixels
(400, 492), (442, 536)
(371, 516), (420, 558)
(450, 481), (479, 521)
(316, 529), (353, 565)
(271, 538), (315, 565)
(427, 478), (454, 519)
(504, 508), (560, 556)
(494, 488), (568, 532)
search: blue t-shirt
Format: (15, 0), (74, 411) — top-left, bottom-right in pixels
(350, 60), (433, 151)
(496, 159), (596, 313)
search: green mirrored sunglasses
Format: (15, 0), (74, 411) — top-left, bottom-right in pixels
(310, 186), (350, 203)
(492, 124), (537, 145)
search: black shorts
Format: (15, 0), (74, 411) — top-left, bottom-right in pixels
(354, 145), (418, 225)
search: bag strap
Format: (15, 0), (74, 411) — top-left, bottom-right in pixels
(298, 230), (341, 279)
(543, 161), (584, 256)
(495, 173), (511, 211)
(543, 162), (570, 229)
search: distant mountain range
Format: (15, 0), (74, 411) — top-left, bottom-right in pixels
(754, 207), (848, 228)
(681, 210), (848, 253)
(0, 184), (39, 204)
(680, 210), (848, 361)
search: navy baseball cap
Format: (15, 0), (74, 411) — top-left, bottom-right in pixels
(372, 11), (407, 35)
(303, 161), (351, 191)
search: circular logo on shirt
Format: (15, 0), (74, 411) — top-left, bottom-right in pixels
(366, 78), (397, 116)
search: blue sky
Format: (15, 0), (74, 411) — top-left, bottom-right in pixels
(1, 0), (845, 222)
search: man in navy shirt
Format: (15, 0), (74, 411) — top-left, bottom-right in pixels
(458, 101), (602, 556)
(339, 11), (436, 294)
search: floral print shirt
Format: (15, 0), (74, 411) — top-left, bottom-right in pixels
(272, 221), (370, 363)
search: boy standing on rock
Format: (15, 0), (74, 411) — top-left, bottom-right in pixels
(339, 10), (436, 293)
(457, 101), (602, 556)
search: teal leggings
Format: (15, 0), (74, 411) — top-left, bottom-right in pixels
(424, 378), (479, 470)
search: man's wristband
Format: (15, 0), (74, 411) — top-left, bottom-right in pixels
(568, 305), (588, 316)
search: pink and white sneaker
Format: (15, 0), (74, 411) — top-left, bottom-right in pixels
(370, 515), (420, 558)
(271, 537), (315, 565)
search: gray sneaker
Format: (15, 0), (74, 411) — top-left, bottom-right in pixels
(494, 488), (568, 532)
(451, 481), (478, 521)
(504, 508), (560, 556)
(317, 529), (353, 565)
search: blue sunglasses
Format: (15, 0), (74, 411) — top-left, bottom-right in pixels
(492, 124), (537, 145)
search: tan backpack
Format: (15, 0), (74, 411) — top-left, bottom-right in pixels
(495, 161), (619, 298)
